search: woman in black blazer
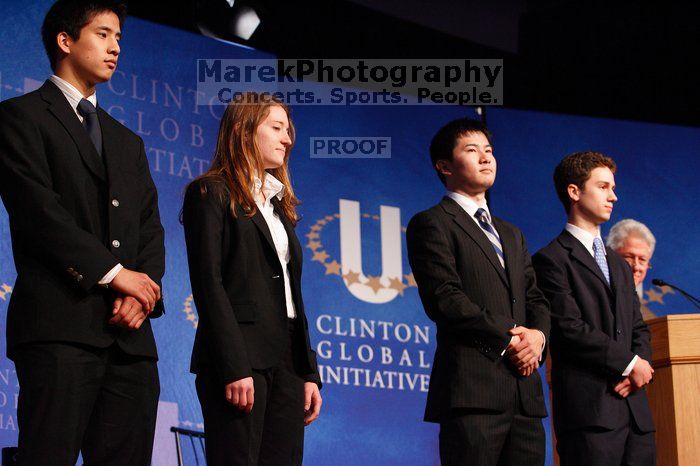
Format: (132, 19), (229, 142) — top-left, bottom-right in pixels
(182, 92), (322, 466)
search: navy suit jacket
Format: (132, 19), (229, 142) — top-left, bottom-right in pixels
(533, 230), (654, 434)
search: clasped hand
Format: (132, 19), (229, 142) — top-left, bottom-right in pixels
(108, 268), (161, 330)
(506, 326), (544, 377)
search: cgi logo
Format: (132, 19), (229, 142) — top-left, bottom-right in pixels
(310, 137), (391, 159)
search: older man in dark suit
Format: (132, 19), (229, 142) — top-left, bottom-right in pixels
(407, 118), (550, 466)
(533, 152), (655, 465)
(0, 1), (164, 464)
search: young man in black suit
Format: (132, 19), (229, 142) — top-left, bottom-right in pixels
(0, 1), (165, 464)
(532, 152), (656, 465)
(406, 118), (550, 466)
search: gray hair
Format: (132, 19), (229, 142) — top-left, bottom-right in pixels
(606, 218), (656, 256)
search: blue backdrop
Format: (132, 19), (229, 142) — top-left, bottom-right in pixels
(1, 2), (698, 464)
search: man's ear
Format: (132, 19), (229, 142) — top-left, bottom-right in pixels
(56, 32), (72, 55)
(435, 159), (451, 178)
(567, 183), (581, 203)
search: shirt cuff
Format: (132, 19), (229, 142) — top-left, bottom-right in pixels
(98, 263), (123, 287)
(622, 355), (639, 377)
(501, 336), (516, 356)
(537, 330), (546, 352)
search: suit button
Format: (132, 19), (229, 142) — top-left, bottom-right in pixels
(617, 329), (622, 335)
(112, 240), (121, 248)
(111, 199), (120, 207)
(512, 298), (517, 304)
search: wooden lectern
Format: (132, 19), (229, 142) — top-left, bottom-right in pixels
(646, 313), (700, 466)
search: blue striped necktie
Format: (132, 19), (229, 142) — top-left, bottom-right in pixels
(593, 237), (610, 284)
(475, 208), (505, 268)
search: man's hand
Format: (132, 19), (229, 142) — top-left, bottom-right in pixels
(518, 360), (539, 377)
(507, 326), (545, 370)
(109, 295), (148, 330)
(629, 357), (654, 389)
(303, 382), (322, 426)
(613, 377), (633, 398)
(109, 268), (160, 313)
(225, 377), (254, 412)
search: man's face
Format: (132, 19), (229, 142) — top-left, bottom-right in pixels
(61, 11), (121, 86)
(570, 166), (617, 226)
(616, 235), (652, 286)
(439, 131), (496, 195)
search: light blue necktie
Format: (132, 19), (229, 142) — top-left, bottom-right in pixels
(593, 237), (610, 284)
(475, 208), (505, 268)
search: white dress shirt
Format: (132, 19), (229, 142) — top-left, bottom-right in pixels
(49, 75), (123, 285)
(253, 174), (297, 319)
(447, 191), (545, 357)
(447, 191), (491, 227)
(565, 223), (638, 376)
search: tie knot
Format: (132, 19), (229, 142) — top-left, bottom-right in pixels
(77, 98), (97, 116)
(475, 208), (488, 223)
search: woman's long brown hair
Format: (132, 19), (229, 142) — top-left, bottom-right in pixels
(197, 92), (300, 224)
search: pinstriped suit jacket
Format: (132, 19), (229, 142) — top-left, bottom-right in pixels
(407, 196), (550, 422)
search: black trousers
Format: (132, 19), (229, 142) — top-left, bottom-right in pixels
(196, 320), (306, 466)
(439, 388), (545, 466)
(557, 404), (656, 466)
(13, 342), (159, 466)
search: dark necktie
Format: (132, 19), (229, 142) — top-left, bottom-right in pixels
(77, 98), (103, 158)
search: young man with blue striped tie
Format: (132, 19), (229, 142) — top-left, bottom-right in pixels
(407, 118), (549, 466)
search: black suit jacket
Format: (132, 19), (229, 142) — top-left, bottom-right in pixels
(532, 230), (654, 434)
(406, 196), (550, 422)
(182, 178), (320, 386)
(0, 80), (165, 359)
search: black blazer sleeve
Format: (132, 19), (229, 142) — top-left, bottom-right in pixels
(407, 211), (514, 358)
(623, 262), (652, 362)
(182, 181), (252, 383)
(0, 100), (119, 290)
(133, 140), (166, 317)
(519, 231), (551, 350)
(533, 251), (636, 375)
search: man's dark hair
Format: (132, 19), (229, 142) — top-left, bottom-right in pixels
(553, 151), (617, 214)
(429, 117), (492, 185)
(42, 0), (127, 71)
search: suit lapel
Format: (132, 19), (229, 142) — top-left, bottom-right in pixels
(493, 217), (517, 289)
(560, 230), (612, 291)
(440, 197), (508, 287)
(40, 80), (106, 181)
(250, 208), (277, 254)
(272, 198), (301, 277)
(606, 247), (626, 322)
(99, 108), (123, 186)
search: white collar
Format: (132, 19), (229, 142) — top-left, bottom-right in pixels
(50, 75), (97, 110)
(566, 223), (606, 256)
(253, 173), (285, 204)
(447, 191), (492, 223)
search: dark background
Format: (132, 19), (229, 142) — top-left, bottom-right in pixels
(130, 0), (700, 127)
